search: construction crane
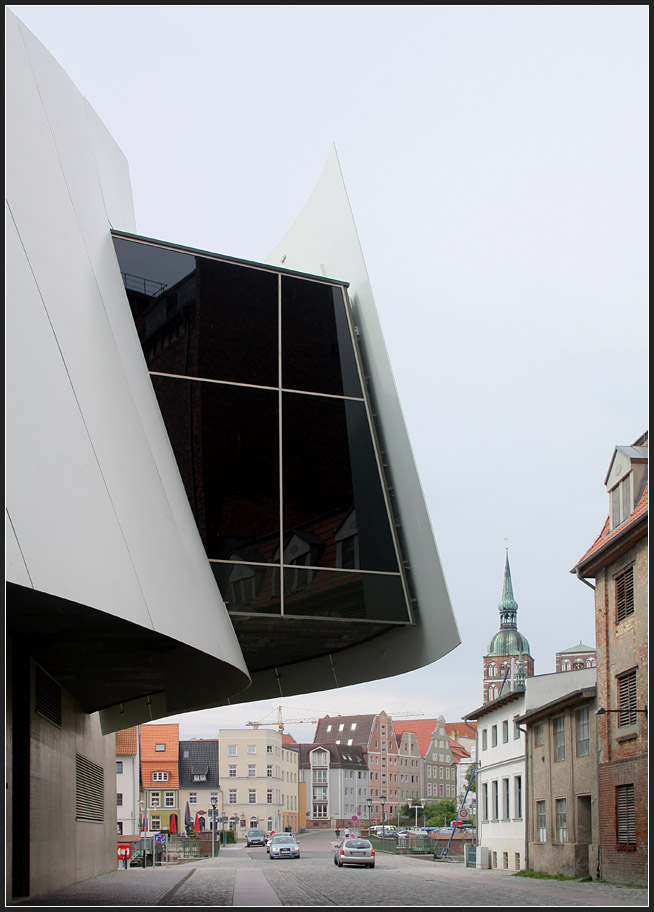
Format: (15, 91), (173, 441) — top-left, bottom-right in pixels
(245, 705), (326, 732)
(245, 706), (425, 731)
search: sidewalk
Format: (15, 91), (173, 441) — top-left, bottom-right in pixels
(11, 849), (278, 908)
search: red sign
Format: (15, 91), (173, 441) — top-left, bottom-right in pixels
(117, 844), (133, 860)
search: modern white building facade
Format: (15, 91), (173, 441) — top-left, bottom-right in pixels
(6, 9), (459, 900)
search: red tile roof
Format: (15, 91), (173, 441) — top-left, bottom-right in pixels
(445, 722), (476, 742)
(574, 480), (648, 569)
(115, 726), (138, 755)
(392, 719), (439, 757)
(140, 723), (180, 788)
(449, 740), (471, 762)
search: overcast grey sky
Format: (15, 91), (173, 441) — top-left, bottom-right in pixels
(8, 5), (648, 742)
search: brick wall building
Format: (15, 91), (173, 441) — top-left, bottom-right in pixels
(572, 432), (648, 886)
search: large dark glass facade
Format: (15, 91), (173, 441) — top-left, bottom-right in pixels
(113, 233), (411, 655)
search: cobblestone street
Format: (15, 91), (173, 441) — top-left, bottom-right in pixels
(14, 833), (648, 907)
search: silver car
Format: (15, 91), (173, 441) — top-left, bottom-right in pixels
(268, 833), (300, 859)
(334, 837), (375, 868)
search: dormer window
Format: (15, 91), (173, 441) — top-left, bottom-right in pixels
(605, 444), (648, 531)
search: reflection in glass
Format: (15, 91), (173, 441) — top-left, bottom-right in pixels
(282, 276), (362, 397)
(113, 236), (278, 386)
(282, 568), (409, 622)
(152, 377), (279, 560)
(282, 393), (398, 573)
(210, 563), (281, 616)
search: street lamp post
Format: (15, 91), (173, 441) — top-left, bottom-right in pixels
(210, 796), (217, 858)
(366, 797), (373, 833)
(408, 799), (424, 830)
(380, 795), (386, 835)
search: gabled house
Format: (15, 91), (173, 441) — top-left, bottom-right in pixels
(571, 432), (648, 886)
(178, 739), (220, 834)
(298, 743), (369, 829)
(313, 712), (402, 823)
(115, 727), (140, 836)
(140, 724), (180, 833)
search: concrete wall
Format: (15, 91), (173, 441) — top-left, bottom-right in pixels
(25, 663), (116, 898)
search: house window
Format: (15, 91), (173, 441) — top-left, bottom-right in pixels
(247, 745), (256, 754)
(150, 793), (161, 808)
(165, 792), (175, 808)
(618, 670), (638, 726)
(116, 761), (123, 774)
(513, 721), (521, 740)
(503, 779), (510, 819)
(150, 816), (161, 831)
(229, 765), (237, 777)
(556, 798), (567, 842)
(248, 765), (256, 777)
(189, 792), (197, 804)
(248, 789), (256, 804)
(492, 781), (499, 820)
(535, 724), (544, 747)
(267, 765), (273, 777)
(537, 801), (546, 842)
(267, 789), (273, 804)
(482, 729), (487, 751)
(503, 852), (509, 869)
(616, 784), (636, 844)
(610, 474), (632, 529)
(267, 745), (273, 753)
(553, 717), (565, 761)
(491, 726), (497, 748)
(228, 745), (237, 756)
(615, 566), (635, 623)
(514, 776), (522, 819)
(229, 790), (237, 804)
(155, 744), (165, 752)
(116, 793), (123, 806)
(502, 721), (509, 743)
(482, 783), (489, 822)
(576, 707), (590, 756)
(152, 771), (169, 782)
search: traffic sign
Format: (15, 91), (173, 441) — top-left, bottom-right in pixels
(117, 844), (132, 860)
(459, 808), (469, 819)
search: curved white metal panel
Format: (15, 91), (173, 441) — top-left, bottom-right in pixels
(5, 11), (250, 727)
(264, 146), (461, 687)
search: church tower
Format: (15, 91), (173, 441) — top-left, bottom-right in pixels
(482, 550), (534, 703)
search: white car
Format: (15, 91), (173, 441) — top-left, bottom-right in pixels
(268, 833), (300, 859)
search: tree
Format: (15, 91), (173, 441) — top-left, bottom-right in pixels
(464, 764), (477, 797)
(424, 799), (457, 827)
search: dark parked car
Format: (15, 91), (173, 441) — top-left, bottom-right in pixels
(246, 827), (268, 847)
(334, 837), (375, 868)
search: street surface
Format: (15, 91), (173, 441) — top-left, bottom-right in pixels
(14, 830), (648, 906)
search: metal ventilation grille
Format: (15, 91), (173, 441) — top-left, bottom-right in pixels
(76, 754), (105, 822)
(34, 664), (62, 727)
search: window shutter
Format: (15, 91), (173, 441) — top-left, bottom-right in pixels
(616, 785), (636, 844)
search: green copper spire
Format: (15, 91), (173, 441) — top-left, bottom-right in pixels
(486, 548), (532, 656)
(499, 551), (519, 619)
